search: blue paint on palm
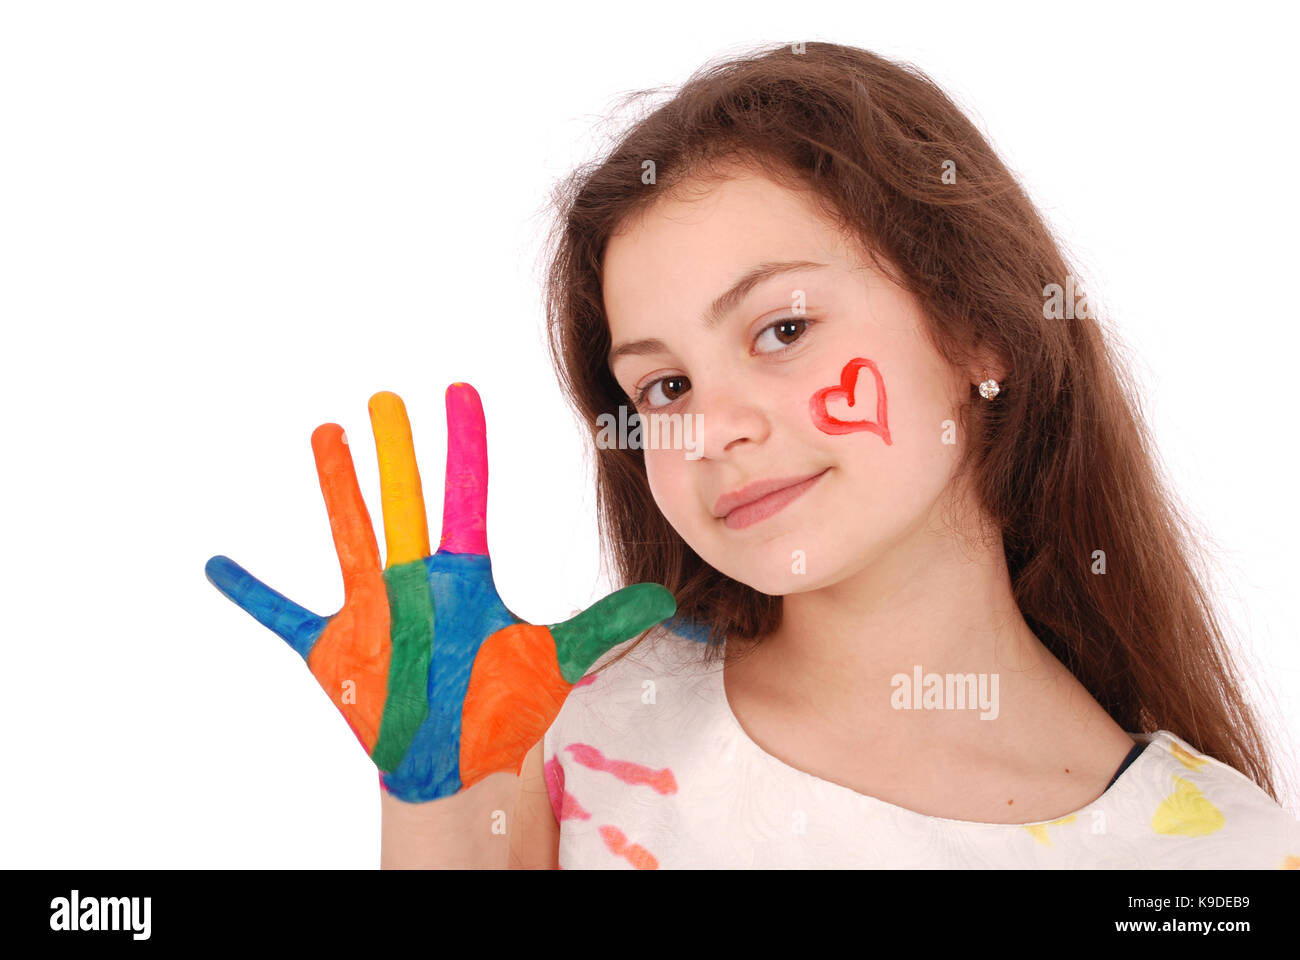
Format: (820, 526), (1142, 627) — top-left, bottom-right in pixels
(379, 551), (520, 802)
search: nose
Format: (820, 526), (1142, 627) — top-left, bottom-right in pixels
(688, 383), (771, 460)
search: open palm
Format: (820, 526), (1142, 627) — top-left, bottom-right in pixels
(205, 384), (675, 803)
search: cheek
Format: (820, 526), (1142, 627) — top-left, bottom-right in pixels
(805, 355), (893, 444)
(830, 412), (960, 549)
(643, 449), (694, 527)
(803, 354), (957, 518)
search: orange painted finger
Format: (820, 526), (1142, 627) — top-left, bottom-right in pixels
(310, 422), (383, 601)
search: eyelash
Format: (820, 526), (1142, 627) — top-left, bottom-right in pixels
(632, 316), (816, 409)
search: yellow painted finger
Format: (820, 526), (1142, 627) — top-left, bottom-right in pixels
(368, 391), (430, 567)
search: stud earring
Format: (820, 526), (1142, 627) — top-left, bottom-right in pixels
(978, 378), (1000, 400)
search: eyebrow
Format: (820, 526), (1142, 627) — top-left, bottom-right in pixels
(607, 259), (829, 368)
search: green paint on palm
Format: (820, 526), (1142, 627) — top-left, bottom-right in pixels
(550, 583), (676, 683)
(372, 560), (434, 771)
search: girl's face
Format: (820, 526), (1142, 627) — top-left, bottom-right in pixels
(604, 168), (974, 596)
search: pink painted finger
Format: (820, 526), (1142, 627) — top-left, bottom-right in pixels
(439, 381), (489, 555)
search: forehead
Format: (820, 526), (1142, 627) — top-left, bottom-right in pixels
(602, 170), (853, 335)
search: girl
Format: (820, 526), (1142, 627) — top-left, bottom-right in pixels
(207, 41), (1300, 868)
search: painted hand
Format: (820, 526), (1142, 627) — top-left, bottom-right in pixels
(205, 384), (676, 803)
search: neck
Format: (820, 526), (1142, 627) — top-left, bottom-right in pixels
(757, 486), (1065, 754)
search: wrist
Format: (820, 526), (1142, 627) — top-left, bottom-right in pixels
(378, 771), (517, 869)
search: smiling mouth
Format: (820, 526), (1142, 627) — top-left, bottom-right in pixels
(719, 468), (829, 530)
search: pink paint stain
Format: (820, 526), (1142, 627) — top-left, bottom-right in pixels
(810, 357), (891, 444)
(565, 743), (678, 794)
(544, 754), (591, 821)
(573, 674), (597, 689)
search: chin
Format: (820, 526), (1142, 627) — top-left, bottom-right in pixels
(708, 550), (840, 597)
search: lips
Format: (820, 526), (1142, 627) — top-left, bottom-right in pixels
(712, 469), (828, 519)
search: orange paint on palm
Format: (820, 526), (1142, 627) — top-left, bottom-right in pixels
(459, 623), (572, 788)
(306, 583), (392, 754)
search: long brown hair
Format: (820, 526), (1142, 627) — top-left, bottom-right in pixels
(540, 41), (1283, 799)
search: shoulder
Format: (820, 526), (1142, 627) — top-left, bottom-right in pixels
(1113, 730), (1300, 868)
(545, 619), (715, 728)
(541, 618), (717, 763)
(538, 620), (721, 863)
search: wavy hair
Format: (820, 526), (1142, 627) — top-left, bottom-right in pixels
(540, 41), (1281, 799)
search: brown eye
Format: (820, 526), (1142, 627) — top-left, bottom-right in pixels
(637, 375), (691, 408)
(776, 319), (804, 343)
(755, 317), (810, 354)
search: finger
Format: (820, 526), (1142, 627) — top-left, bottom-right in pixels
(547, 583), (677, 682)
(311, 423), (383, 600)
(439, 382), (489, 555)
(204, 555), (329, 659)
(368, 391), (431, 567)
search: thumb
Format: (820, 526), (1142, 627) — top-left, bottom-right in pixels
(547, 583), (677, 682)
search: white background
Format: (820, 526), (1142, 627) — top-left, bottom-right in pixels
(2, 1), (1297, 867)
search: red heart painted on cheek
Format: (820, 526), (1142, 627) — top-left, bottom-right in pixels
(809, 357), (892, 444)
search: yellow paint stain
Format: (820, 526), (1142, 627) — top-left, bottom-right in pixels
(1022, 814), (1078, 847)
(1152, 775), (1224, 836)
(1169, 740), (1209, 771)
(1281, 855), (1300, 870)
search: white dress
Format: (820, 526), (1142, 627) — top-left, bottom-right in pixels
(541, 622), (1300, 868)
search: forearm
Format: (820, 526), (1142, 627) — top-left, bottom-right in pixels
(379, 771), (518, 869)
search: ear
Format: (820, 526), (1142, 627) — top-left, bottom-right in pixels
(965, 346), (1007, 390)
